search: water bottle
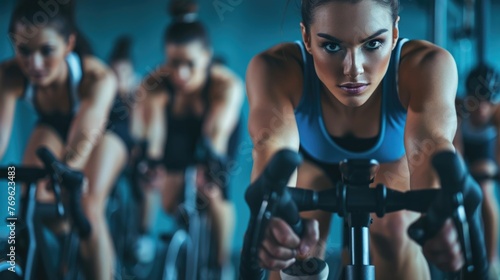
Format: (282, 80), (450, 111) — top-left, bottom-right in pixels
(280, 258), (329, 280)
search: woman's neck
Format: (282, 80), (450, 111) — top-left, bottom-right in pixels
(38, 60), (69, 93)
(176, 74), (208, 97)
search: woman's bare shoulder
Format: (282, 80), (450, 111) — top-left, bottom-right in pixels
(81, 55), (114, 82)
(0, 59), (25, 98)
(398, 39), (457, 108)
(400, 39), (455, 69)
(247, 42), (304, 106)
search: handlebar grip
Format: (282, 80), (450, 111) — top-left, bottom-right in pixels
(36, 147), (58, 171)
(36, 147), (92, 239)
(264, 149), (303, 192)
(261, 150), (304, 236)
(408, 151), (488, 279)
(407, 215), (432, 246)
(240, 214), (267, 280)
(244, 149), (302, 211)
(465, 206), (489, 279)
(240, 149), (303, 280)
(431, 151), (466, 195)
(68, 186), (92, 239)
(277, 190), (304, 237)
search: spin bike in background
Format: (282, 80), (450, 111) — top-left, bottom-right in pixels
(239, 149), (489, 280)
(119, 139), (232, 280)
(0, 147), (90, 280)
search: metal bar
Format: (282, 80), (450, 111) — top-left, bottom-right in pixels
(432, 0), (448, 47)
(476, 0), (490, 63)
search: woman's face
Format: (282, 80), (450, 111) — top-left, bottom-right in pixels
(470, 100), (494, 126)
(165, 41), (211, 93)
(111, 59), (136, 93)
(13, 24), (74, 87)
(301, 0), (398, 107)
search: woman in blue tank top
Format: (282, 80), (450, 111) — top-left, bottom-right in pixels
(247, 1), (468, 279)
(0, 1), (128, 279)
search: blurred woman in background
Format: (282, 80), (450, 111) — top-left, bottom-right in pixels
(0, 1), (130, 279)
(135, 0), (244, 268)
(454, 64), (500, 278)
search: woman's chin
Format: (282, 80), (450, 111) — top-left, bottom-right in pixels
(31, 79), (50, 87)
(339, 96), (369, 108)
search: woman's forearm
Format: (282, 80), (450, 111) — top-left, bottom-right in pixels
(63, 105), (110, 169)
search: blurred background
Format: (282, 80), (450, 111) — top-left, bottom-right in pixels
(0, 0), (499, 278)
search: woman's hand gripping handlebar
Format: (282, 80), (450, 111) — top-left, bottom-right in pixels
(407, 151), (489, 280)
(240, 150), (488, 279)
(240, 150), (319, 280)
(36, 147), (91, 239)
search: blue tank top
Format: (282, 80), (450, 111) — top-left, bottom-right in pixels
(294, 38), (409, 164)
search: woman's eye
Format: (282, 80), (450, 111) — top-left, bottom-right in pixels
(18, 46), (31, 56)
(169, 60), (181, 68)
(41, 46), (54, 56)
(323, 43), (341, 53)
(365, 40), (383, 50)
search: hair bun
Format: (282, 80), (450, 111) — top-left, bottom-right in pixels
(110, 36), (132, 62)
(16, 0), (76, 18)
(168, 0), (198, 22)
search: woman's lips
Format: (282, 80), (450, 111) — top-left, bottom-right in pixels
(30, 73), (46, 80)
(339, 83), (369, 95)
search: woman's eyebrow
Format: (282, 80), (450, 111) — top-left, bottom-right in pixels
(317, 29), (389, 43)
(360, 29), (388, 43)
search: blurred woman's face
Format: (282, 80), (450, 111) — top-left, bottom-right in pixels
(470, 100), (494, 126)
(111, 59), (136, 94)
(301, 0), (398, 107)
(13, 24), (74, 87)
(165, 40), (211, 93)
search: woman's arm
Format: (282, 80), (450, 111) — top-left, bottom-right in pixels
(135, 73), (168, 160)
(492, 105), (500, 165)
(401, 43), (458, 190)
(247, 47), (319, 274)
(0, 62), (24, 160)
(63, 57), (117, 169)
(247, 51), (300, 182)
(401, 42), (464, 271)
(202, 65), (244, 155)
(453, 99), (464, 157)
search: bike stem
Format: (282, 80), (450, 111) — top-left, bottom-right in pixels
(339, 159), (379, 280)
(344, 203), (375, 280)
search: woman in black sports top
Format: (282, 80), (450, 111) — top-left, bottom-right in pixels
(136, 0), (244, 266)
(0, 1), (127, 279)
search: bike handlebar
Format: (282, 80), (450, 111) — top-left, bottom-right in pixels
(240, 150), (304, 279)
(36, 147), (91, 239)
(407, 151), (488, 279)
(472, 172), (500, 183)
(289, 185), (439, 216)
(0, 147), (91, 239)
(239, 150), (488, 280)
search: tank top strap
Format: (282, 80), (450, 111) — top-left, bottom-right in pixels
(384, 38), (409, 114)
(294, 40), (320, 114)
(66, 52), (83, 113)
